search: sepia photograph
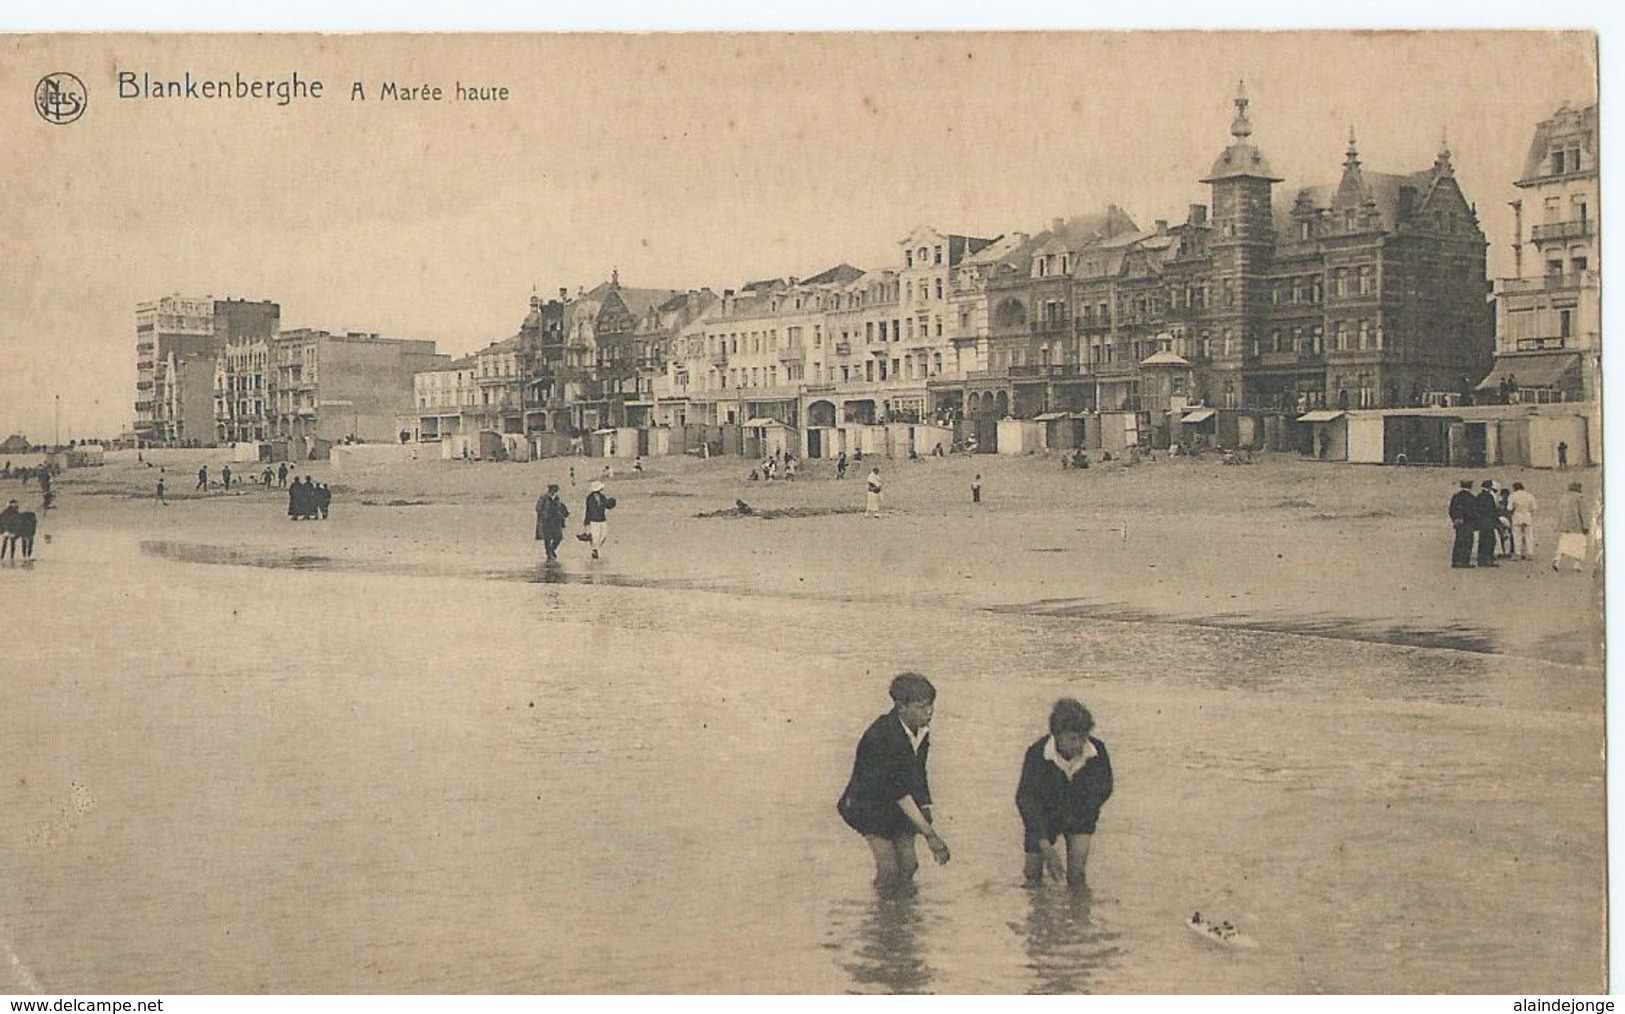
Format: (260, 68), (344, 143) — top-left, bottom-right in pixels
(0, 28), (1607, 996)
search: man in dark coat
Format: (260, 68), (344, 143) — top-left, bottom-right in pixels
(1474, 479), (1501, 567)
(535, 484), (570, 560)
(1448, 479), (1476, 568)
(837, 672), (951, 889)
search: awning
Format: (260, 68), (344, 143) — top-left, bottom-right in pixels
(1474, 353), (1581, 391)
(1180, 408), (1216, 423)
(1297, 410), (1345, 423)
(592, 428), (619, 435)
(742, 417), (790, 428)
(1033, 412), (1070, 421)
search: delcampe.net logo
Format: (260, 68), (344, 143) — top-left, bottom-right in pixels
(34, 71), (87, 124)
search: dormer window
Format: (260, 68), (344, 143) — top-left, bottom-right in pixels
(1300, 221), (1312, 241)
(1553, 149), (1566, 174)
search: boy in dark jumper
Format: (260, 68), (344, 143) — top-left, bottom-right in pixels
(837, 672), (951, 888)
(1016, 698), (1112, 887)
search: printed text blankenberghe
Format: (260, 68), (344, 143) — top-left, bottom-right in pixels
(118, 71), (322, 106)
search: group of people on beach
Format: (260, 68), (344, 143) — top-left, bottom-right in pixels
(747, 450), (798, 482)
(839, 673), (1112, 891)
(0, 498), (39, 560)
(535, 480), (616, 561)
(287, 476), (332, 520)
(1447, 477), (1593, 572)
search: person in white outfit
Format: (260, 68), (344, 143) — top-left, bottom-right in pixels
(1507, 482), (1537, 560)
(865, 468), (883, 518)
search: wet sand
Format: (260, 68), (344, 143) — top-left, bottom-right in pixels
(0, 447), (1606, 993)
(44, 447), (1603, 667)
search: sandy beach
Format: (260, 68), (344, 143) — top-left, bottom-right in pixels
(40, 447), (1603, 668)
(0, 446), (1606, 993)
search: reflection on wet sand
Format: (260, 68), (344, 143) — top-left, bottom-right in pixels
(828, 888), (935, 994)
(1015, 886), (1123, 995)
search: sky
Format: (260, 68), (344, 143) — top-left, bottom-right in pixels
(0, 30), (1599, 441)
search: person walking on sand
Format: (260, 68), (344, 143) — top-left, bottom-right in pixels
(221, 465), (232, 490)
(865, 467), (883, 518)
(835, 451), (848, 480)
(278, 462), (289, 488)
(1448, 479), (1476, 569)
(583, 480), (616, 560)
(1508, 481), (1537, 560)
(196, 465), (208, 491)
(155, 477), (168, 506)
(1557, 441), (1569, 469)
(972, 474), (982, 504)
(535, 484), (570, 561)
(837, 672), (950, 890)
(1553, 481), (1590, 573)
(1474, 480), (1501, 567)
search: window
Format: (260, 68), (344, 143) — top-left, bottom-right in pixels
(1572, 256), (1588, 274)
(935, 317), (943, 337)
(935, 278), (943, 300)
(1553, 149), (1566, 174)
(1358, 266), (1373, 296)
(1344, 209), (1356, 231)
(1544, 196), (1561, 222)
(933, 246), (942, 265)
(1300, 221), (1312, 241)
(1336, 321), (1349, 351)
(1358, 320), (1370, 350)
(1269, 330), (1282, 353)
(1559, 309), (1573, 339)
(1334, 269), (1348, 298)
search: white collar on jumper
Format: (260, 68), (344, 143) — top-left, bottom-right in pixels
(899, 715), (929, 753)
(1044, 735), (1097, 779)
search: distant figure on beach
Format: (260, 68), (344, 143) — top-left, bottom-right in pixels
(837, 672), (950, 889)
(1508, 482), (1537, 560)
(261, 466), (273, 487)
(278, 462), (289, 488)
(1557, 441), (1569, 469)
(1016, 698), (1113, 888)
(1475, 480), (1500, 567)
(316, 483), (331, 520)
(1448, 479), (1476, 569)
(633, 456), (644, 474)
(155, 477), (167, 506)
(1553, 481), (1590, 573)
(287, 478), (302, 520)
(835, 451), (848, 480)
(569, 465), (576, 486)
(583, 480), (616, 560)
(535, 484), (570, 561)
(600, 464), (613, 483)
(196, 465), (208, 491)
(865, 468), (883, 518)
(0, 500), (18, 557)
(972, 474), (982, 504)
(1496, 486), (1515, 557)
(221, 465), (232, 490)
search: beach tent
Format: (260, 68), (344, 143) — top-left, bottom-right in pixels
(997, 418), (1043, 455)
(1297, 410), (1348, 460)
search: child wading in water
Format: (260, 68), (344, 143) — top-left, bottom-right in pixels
(1016, 698), (1113, 887)
(837, 672), (951, 889)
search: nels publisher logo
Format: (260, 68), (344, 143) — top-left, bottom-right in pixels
(35, 71), (87, 125)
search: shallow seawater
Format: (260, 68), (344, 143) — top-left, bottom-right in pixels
(0, 530), (1605, 993)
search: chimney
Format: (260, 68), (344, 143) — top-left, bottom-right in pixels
(1189, 204), (1208, 226)
(1155, 219), (1168, 233)
(558, 288), (568, 301)
(723, 289), (735, 297)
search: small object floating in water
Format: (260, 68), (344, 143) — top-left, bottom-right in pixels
(1188, 910), (1258, 949)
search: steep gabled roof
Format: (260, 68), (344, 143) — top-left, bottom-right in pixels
(802, 263), (866, 286)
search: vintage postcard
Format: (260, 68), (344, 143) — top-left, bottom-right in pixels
(0, 31), (1605, 996)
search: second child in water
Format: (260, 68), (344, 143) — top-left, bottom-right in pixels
(1015, 698), (1113, 887)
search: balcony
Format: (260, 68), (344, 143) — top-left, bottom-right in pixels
(1530, 220), (1592, 243)
(833, 342), (852, 356)
(778, 348), (803, 363)
(1008, 363), (1081, 380)
(1497, 271), (1597, 295)
(711, 352), (728, 367)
